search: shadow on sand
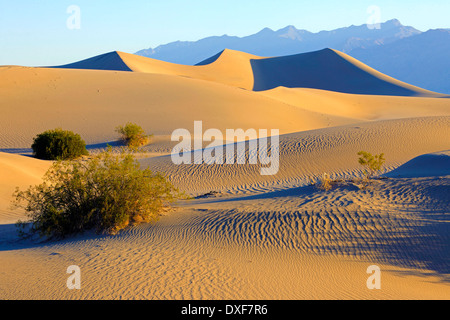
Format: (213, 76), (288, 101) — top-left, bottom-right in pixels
(1, 182), (449, 279)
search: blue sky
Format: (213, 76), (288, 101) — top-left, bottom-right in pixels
(1, 0), (449, 66)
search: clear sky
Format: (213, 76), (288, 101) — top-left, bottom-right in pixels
(1, 0), (449, 66)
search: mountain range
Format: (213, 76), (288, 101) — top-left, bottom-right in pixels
(135, 19), (450, 94)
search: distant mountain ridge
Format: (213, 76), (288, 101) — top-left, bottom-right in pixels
(136, 19), (419, 64)
(135, 19), (450, 94)
(349, 29), (450, 95)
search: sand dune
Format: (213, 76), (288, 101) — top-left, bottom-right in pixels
(1, 48), (449, 300)
(121, 49), (262, 90)
(251, 48), (442, 96)
(259, 87), (450, 121)
(2, 49), (449, 152)
(52, 51), (133, 72)
(140, 117), (450, 195)
(0, 153), (50, 224)
(52, 49), (261, 90)
(385, 150), (450, 178)
(1, 126), (449, 300)
(50, 48), (447, 97)
(1, 142), (449, 299)
(0, 65), (355, 150)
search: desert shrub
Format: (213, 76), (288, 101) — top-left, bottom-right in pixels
(357, 151), (385, 180)
(31, 128), (88, 160)
(307, 176), (317, 186)
(13, 149), (178, 239)
(115, 122), (152, 151)
(316, 173), (334, 191)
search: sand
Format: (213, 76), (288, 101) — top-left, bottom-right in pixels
(260, 87), (450, 121)
(0, 153), (50, 225)
(140, 117), (450, 195)
(0, 65), (356, 151)
(384, 150), (450, 178)
(53, 49), (262, 90)
(0, 49), (449, 300)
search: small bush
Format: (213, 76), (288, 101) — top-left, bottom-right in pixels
(307, 176), (316, 186)
(13, 149), (178, 239)
(115, 122), (152, 151)
(357, 151), (385, 180)
(31, 128), (88, 160)
(316, 173), (334, 191)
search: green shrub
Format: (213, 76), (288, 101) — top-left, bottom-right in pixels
(357, 151), (385, 180)
(31, 128), (88, 160)
(13, 149), (178, 239)
(115, 122), (152, 151)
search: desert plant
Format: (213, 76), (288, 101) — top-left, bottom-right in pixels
(31, 128), (88, 160)
(13, 149), (178, 239)
(307, 176), (317, 186)
(317, 173), (334, 191)
(357, 151), (385, 180)
(115, 122), (152, 151)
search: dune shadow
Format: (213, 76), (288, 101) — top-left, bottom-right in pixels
(0, 222), (115, 252)
(2, 181), (448, 277)
(0, 223), (49, 251)
(373, 213), (450, 276)
(201, 183), (360, 204)
(0, 148), (33, 156)
(0, 141), (125, 155)
(194, 185), (315, 204)
(86, 140), (124, 150)
(250, 49), (420, 96)
(385, 269), (450, 284)
(193, 182), (450, 276)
